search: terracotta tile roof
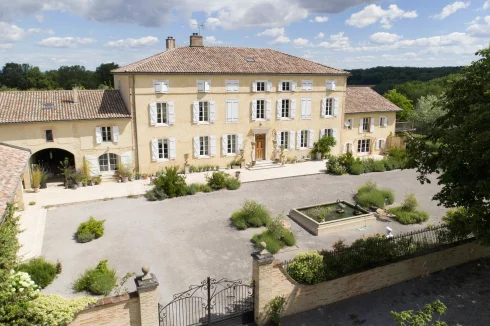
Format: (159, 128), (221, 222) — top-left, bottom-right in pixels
(346, 87), (403, 114)
(112, 46), (349, 75)
(0, 90), (130, 124)
(0, 144), (30, 220)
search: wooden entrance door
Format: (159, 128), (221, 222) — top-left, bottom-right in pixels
(255, 134), (265, 160)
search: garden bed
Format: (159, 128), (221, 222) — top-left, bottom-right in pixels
(289, 201), (375, 236)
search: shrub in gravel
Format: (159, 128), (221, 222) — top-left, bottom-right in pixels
(251, 215), (296, 254)
(74, 260), (116, 295)
(18, 257), (58, 289)
(76, 217), (105, 243)
(231, 200), (271, 229)
(225, 177), (241, 190)
(76, 232), (95, 243)
(388, 193), (429, 224)
(206, 171), (229, 190)
(354, 181), (394, 209)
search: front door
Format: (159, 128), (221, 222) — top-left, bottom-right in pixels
(255, 134), (265, 160)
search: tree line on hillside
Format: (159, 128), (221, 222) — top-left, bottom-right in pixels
(346, 66), (463, 95)
(0, 62), (119, 91)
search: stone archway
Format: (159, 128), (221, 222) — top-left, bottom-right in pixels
(30, 148), (75, 184)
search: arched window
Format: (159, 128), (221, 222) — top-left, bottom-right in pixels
(99, 153), (119, 172)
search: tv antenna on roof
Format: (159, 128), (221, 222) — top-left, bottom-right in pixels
(191, 21), (205, 35)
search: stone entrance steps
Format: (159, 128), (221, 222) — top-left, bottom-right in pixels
(247, 160), (283, 171)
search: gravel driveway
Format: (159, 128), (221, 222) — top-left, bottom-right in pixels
(41, 170), (446, 303)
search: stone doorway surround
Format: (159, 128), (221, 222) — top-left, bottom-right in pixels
(252, 128), (270, 162)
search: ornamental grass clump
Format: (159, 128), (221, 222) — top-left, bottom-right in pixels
(76, 217), (105, 243)
(231, 200), (271, 229)
(388, 193), (429, 225)
(251, 215), (296, 254)
(74, 260), (117, 295)
(354, 180), (394, 209)
(17, 257), (58, 289)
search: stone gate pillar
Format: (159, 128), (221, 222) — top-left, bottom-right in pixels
(135, 266), (160, 326)
(252, 246), (274, 326)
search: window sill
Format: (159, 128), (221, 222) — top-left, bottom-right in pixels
(154, 91), (168, 94)
(197, 91), (211, 93)
(198, 155), (211, 159)
(253, 118), (266, 122)
(156, 158), (170, 162)
(196, 121), (211, 125)
(225, 153), (237, 157)
(226, 121), (239, 124)
(154, 123), (169, 127)
(279, 117), (292, 121)
(46, 140), (54, 143)
(323, 116), (334, 119)
(300, 117), (311, 120)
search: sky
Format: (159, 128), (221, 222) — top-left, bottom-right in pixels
(0, 0), (489, 71)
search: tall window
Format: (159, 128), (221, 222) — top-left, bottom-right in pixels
(280, 131), (289, 149)
(346, 143), (353, 153)
(357, 139), (371, 153)
(323, 128), (334, 137)
(99, 153), (118, 172)
(200, 136), (209, 156)
(227, 134), (237, 154)
(256, 81), (265, 92)
(325, 98), (333, 116)
(256, 100), (265, 119)
(362, 118), (370, 132)
(281, 81), (291, 91)
(281, 99), (290, 118)
(199, 102), (209, 122)
(101, 127), (112, 142)
(45, 130), (53, 142)
(156, 102), (167, 124)
(158, 139), (169, 159)
(300, 130), (308, 148)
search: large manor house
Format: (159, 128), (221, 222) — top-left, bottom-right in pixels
(0, 33), (401, 185)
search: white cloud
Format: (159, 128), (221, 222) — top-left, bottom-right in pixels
(204, 36), (223, 44)
(256, 27), (285, 37)
(467, 15), (490, 36)
(315, 32), (324, 39)
(467, 16), (481, 24)
(292, 38), (310, 47)
(482, 1), (489, 10)
(431, 1), (471, 20)
(189, 18), (198, 30)
(27, 27), (54, 35)
(204, 17), (221, 30)
(51, 57), (68, 64)
(270, 36), (290, 44)
(105, 36), (159, 49)
(369, 32), (402, 44)
(317, 32), (350, 49)
(0, 43), (13, 49)
(309, 16), (328, 23)
(346, 4), (417, 29)
(38, 37), (97, 48)
(0, 22), (54, 42)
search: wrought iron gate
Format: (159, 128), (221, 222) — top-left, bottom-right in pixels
(158, 277), (254, 326)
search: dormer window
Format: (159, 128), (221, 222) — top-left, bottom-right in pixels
(245, 58), (255, 62)
(43, 103), (54, 109)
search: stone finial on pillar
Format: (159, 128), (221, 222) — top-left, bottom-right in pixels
(252, 246), (275, 325)
(135, 266), (159, 326)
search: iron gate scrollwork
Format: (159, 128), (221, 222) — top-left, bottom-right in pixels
(158, 277), (254, 326)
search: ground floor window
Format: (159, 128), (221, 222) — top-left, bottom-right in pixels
(345, 143), (353, 153)
(158, 139), (169, 159)
(99, 153), (119, 172)
(280, 131), (289, 149)
(357, 139), (371, 153)
(200, 136), (209, 156)
(300, 130), (308, 148)
(323, 128), (334, 138)
(227, 134), (237, 154)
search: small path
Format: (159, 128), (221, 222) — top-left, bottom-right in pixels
(40, 170), (446, 304)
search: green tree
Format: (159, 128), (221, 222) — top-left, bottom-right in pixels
(409, 95), (446, 135)
(0, 63), (30, 89)
(394, 74), (462, 103)
(406, 46), (490, 244)
(391, 300), (460, 326)
(95, 62), (119, 88)
(26, 67), (50, 89)
(384, 89), (414, 120)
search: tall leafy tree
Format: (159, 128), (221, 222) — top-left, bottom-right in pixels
(409, 95), (446, 135)
(0, 63), (30, 89)
(95, 62), (119, 88)
(406, 46), (490, 243)
(383, 89), (413, 121)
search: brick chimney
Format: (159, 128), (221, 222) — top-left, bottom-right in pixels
(166, 36), (175, 50)
(189, 33), (203, 47)
(72, 85), (79, 103)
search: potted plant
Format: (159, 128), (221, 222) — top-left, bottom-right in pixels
(39, 168), (50, 189)
(73, 172), (84, 188)
(312, 135), (336, 160)
(31, 166), (42, 192)
(215, 165), (220, 171)
(87, 178), (93, 186)
(118, 162), (132, 182)
(82, 177), (87, 187)
(58, 157), (73, 189)
(94, 176), (102, 185)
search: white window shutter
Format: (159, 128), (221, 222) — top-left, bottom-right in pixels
(308, 129), (314, 148)
(237, 134), (243, 151)
(332, 128), (337, 141)
(197, 80), (204, 92)
(192, 101), (199, 123)
(370, 117), (375, 133)
(343, 143), (347, 153)
(289, 131), (295, 150)
(296, 131), (301, 149)
(381, 139), (386, 149)
(266, 82), (272, 92)
(326, 80), (336, 91)
(383, 116), (388, 127)
(210, 135), (216, 156)
(305, 98), (312, 119)
(292, 81), (297, 91)
(290, 99), (296, 119)
(276, 132), (281, 147)
(321, 98), (326, 118)
(226, 101), (233, 123)
(333, 97), (339, 117)
(209, 101), (216, 122)
(95, 127), (102, 144)
(222, 135), (228, 156)
(232, 100), (239, 123)
(252, 82), (257, 92)
(375, 139), (380, 150)
(153, 80), (162, 93)
(169, 137), (176, 159)
(84, 155), (100, 176)
(151, 139), (159, 161)
(193, 136), (200, 158)
(112, 126), (119, 143)
(301, 99), (306, 119)
(278, 81), (283, 92)
(359, 118), (363, 133)
(265, 100), (271, 120)
(233, 80), (239, 92)
(167, 101), (175, 125)
(161, 81), (169, 93)
(276, 100), (282, 119)
(320, 129), (325, 139)
(251, 100), (257, 121)
(149, 102), (157, 126)
(204, 81), (211, 93)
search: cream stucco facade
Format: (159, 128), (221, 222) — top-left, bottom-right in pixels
(115, 74), (349, 173)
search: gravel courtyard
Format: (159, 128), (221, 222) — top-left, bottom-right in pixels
(41, 170), (447, 303)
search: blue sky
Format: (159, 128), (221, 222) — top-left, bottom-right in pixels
(0, 0), (489, 70)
